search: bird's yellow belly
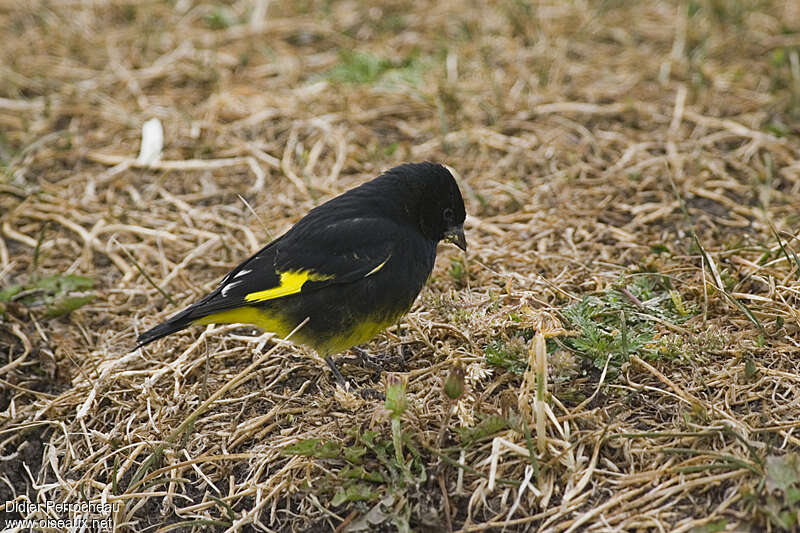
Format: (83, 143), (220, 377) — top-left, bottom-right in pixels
(194, 308), (293, 338)
(193, 307), (399, 356)
(313, 316), (398, 355)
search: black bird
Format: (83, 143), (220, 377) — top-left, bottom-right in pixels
(136, 162), (467, 381)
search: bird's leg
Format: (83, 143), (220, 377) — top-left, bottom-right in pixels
(324, 355), (350, 390)
(324, 355), (385, 400)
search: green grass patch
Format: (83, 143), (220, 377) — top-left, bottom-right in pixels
(559, 275), (695, 371)
(484, 336), (528, 375)
(204, 6), (238, 30)
(282, 427), (425, 529)
(457, 414), (510, 445)
(483, 275), (695, 376)
(0, 274), (95, 318)
(282, 438), (343, 459)
(324, 51), (426, 87)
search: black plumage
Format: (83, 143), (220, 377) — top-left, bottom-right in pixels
(136, 162), (467, 364)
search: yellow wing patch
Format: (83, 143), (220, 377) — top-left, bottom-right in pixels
(365, 254), (391, 277)
(244, 270), (333, 303)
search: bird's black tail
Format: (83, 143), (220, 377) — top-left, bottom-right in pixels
(135, 307), (195, 349)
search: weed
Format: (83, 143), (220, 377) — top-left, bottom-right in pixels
(0, 274), (95, 319)
(457, 415), (509, 445)
(205, 6), (238, 30)
(559, 275), (695, 371)
(281, 376), (426, 529)
(484, 336), (528, 374)
(743, 453), (800, 530)
(324, 51), (426, 87)
(449, 256), (466, 284)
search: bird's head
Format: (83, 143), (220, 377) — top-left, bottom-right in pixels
(387, 162), (467, 251)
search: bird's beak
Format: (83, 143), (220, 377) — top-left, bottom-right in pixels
(443, 224), (467, 251)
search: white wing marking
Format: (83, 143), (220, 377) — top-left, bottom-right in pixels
(234, 269), (252, 279)
(221, 280), (243, 297)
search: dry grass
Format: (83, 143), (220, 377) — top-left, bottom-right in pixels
(2, 0), (800, 531)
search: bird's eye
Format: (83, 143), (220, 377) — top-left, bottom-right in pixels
(443, 207), (454, 223)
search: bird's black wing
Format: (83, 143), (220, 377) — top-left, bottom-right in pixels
(184, 215), (400, 316)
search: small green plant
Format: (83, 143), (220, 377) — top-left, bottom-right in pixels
(691, 519), (728, 533)
(443, 364), (466, 401)
(282, 438), (342, 459)
(325, 51), (393, 84)
(743, 453), (800, 530)
(204, 6), (237, 29)
(324, 51), (425, 87)
(559, 275), (695, 370)
(437, 363), (466, 448)
(384, 373), (409, 476)
(651, 243), (670, 254)
(0, 274), (95, 319)
(282, 374), (426, 530)
(484, 337), (528, 374)
(457, 414), (509, 445)
(383, 142), (399, 156)
(449, 257), (466, 284)
(283, 425), (425, 529)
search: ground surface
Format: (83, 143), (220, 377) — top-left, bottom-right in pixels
(2, 1), (800, 531)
